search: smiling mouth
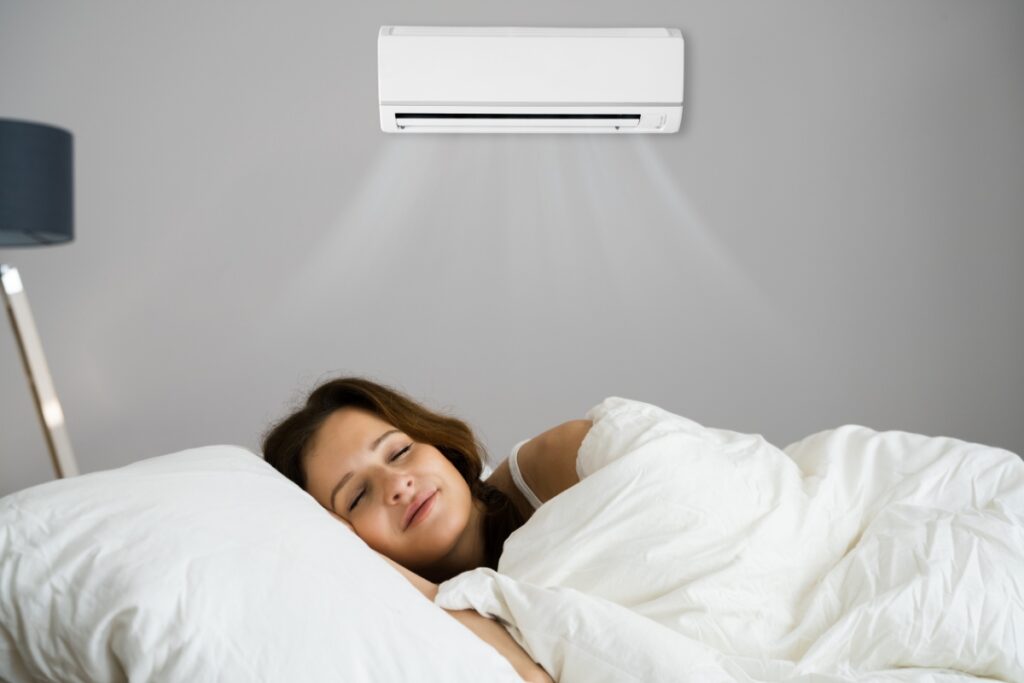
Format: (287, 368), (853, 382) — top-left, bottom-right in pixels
(404, 490), (437, 530)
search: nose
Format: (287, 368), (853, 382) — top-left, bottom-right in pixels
(383, 470), (415, 505)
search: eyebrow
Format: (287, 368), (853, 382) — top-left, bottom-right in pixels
(328, 429), (401, 513)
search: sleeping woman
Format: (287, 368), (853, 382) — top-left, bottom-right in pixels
(262, 376), (1024, 683)
(261, 376), (579, 682)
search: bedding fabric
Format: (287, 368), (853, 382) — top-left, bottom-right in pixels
(0, 446), (521, 683)
(437, 397), (1024, 682)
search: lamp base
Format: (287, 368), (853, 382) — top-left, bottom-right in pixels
(1, 263), (79, 478)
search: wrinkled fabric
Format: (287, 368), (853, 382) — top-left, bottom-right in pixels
(438, 397), (1024, 682)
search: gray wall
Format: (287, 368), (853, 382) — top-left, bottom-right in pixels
(1, 1), (1022, 496)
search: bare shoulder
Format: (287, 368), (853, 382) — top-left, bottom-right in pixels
(485, 459), (535, 519)
(485, 419), (592, 512)
(519, 419), (592, 503)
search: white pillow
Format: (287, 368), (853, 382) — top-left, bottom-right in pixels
(0, 446), (521, 683)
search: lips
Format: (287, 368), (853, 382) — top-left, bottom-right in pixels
(403, 489), (437, 530)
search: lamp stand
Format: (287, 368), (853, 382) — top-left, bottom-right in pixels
(1, 264), (79, 478)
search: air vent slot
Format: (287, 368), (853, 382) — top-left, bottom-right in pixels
(394, 113), (641, 130)
(395, 113), (640, 120)
(393, 113), (638, 131)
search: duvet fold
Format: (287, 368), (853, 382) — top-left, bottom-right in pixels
(437, 397), (1024, 682)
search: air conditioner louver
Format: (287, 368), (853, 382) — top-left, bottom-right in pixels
(394, 113), (642, 131)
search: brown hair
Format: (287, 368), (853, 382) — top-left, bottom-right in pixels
(261, 376), (524, 571)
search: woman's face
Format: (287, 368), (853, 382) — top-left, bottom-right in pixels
(303, 407), (480, 575)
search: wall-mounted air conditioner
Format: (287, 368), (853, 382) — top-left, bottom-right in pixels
(378, 26), (684, 134)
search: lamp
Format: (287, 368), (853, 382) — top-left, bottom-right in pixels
(0, 118), (79, 478)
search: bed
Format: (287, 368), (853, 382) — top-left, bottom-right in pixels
(2, 397), (1022, 682)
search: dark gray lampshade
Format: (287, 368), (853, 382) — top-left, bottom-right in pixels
(0, 119), (74, 247)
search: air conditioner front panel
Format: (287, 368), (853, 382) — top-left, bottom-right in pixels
(379, 28), (682, 104)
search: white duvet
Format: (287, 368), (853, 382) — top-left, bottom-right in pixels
(436, 397), (1024, 682)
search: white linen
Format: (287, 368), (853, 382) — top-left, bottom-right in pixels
(0, 446), (521, 683)
(437, 397), (1024, 682)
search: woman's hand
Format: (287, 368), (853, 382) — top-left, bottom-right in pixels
(372, 554), (552, 682)
(328, 511), (551, 681)
(446, 609), (554, 682)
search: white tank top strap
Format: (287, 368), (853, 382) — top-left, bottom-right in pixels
(508, 438), (543, 510)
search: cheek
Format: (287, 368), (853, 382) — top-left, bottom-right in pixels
(352, 510), (392, 546)
(440, 477), (473, 532)
(444, 466), (472, 505)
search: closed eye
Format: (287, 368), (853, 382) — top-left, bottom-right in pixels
(348, 444), (413, 511)
(389, 444), (411, 462)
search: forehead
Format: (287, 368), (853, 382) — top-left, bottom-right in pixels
(309, 407), (394, 460)
(304, 408), (398, 501)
